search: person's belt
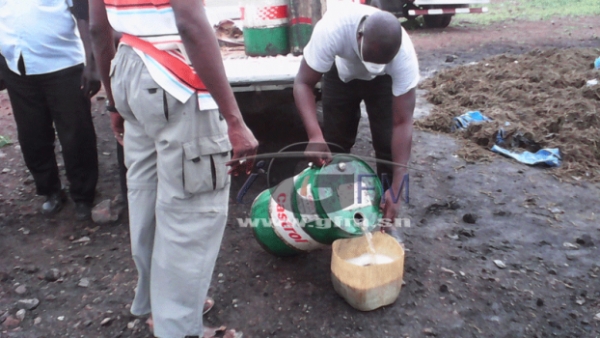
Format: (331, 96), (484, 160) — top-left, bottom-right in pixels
(120, 33), (207, 92)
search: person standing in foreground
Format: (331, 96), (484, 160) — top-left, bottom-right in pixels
(293, 3), (419, 232)
(0, 0), (100, 220)
(89, 0), (258, 337)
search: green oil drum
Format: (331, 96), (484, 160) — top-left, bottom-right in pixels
(241, 0), (290, 56)
(295, 154), (382, 244)
(250, 155), (383, 256)
(288, 0), (320, 56)
(251, 176), (326, 257)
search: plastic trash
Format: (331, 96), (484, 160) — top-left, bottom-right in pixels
(495, 122), (512, 146)
(586, 79), (598, 86)
(595, 57), (600, 70)
(451, 111), (491, 131)
(491, 145), (561, 167)
(0, 135), (13, 148)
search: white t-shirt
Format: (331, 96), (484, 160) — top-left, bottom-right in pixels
(303, 3), (420, 96)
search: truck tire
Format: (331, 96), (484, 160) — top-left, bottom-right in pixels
(424, 14), (453, 28)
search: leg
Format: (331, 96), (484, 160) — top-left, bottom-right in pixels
(322, 65), (362, 154)
(150, 103), (231, 338)
(113, 45), (232, 337)
(43, 64), (98, 204)
(124, 118), (158, 317)
(363, 74), (394, 179)
(0, 55), (61, 197)
(110, 49), (157, 316)
(151, 193), (228, 337)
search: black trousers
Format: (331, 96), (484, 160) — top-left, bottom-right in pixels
(0, 55), (98, 203)
(322, 65), (394, 179)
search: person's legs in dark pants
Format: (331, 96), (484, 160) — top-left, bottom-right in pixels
(44, 64), (99, 219)
(0, 55), (65, 212)
(2, 54), (99, 218)
(362, 74), (394, 181)
(322, 65), (362, 154)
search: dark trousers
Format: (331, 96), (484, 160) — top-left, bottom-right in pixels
(0, 56), (98, 203)
(116, 140), (128, 205)
(322, 65), (394, 178)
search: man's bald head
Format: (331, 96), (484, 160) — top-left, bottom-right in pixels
(361, 11), (403, 64)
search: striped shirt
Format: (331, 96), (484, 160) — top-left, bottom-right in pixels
(105, 0), (217, 108)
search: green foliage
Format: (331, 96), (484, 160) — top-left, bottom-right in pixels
(453, 0), (600, 26)
(0, 135), (13, 148)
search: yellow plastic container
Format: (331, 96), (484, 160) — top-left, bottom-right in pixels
(331, 232), (405, 311)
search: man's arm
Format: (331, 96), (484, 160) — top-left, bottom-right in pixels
(170, 0), (257, 175)
(89, 0), (123, 144)
(293, 59), (331, 166)
(73, 0), (101, 98)
(381, 88), (416, 220)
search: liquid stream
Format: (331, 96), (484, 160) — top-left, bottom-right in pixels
(345, 223), (394, 266)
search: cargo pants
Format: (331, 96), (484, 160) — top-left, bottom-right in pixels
(110, 45), (231, 338)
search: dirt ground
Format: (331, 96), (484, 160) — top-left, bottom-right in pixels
(1, 17), (600, 338)
(417, 47), (600, 182)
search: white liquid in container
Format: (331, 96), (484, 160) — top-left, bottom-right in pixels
(346, 253), (395, 266)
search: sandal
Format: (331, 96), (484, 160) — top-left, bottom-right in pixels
(204, 326), (243, 338)
(203, 297), (215, 315)
(146, 297), (216, 334)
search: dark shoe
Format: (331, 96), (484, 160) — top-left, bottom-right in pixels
(41, 191), (66, 215)
(75, 202), (92, 221)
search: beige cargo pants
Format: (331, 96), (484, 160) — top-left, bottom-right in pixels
(110, 45), (231, 338)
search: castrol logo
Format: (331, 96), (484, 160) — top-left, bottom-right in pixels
(275, 193), (307, 243)
(269, 178), (324, 251)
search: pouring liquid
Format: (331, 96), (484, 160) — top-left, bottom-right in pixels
(346, 223), (394, 266)
(362, 224), (376, 255)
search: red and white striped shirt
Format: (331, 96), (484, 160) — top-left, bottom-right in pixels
(105, 0), (217, 108)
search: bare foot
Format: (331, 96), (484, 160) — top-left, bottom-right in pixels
(146, 315), (154, 333)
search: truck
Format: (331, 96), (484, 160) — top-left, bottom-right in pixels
(208, 6), (307, 115)
(363, 0), (490, 28)
(214, 0), (491, 114)
(210, 0), (488, 183)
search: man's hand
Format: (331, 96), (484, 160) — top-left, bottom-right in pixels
(305, 139), (332, 167)
(226, 121), (258, 176)
(81, 63), (101, 98)
(380, 188), (402, 223)
(110, 111), (125, 146)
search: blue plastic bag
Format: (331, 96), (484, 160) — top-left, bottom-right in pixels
(491, 145), (561, 167)
(451, 111), (491, 131)
(595, 57), (600, 70)
(495, 122), (512, 146)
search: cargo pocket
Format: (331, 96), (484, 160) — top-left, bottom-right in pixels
(182, 134), (232, 194)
